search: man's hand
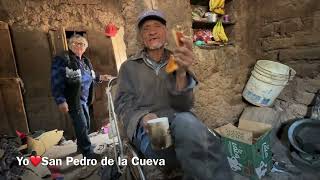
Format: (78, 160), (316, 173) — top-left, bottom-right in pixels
(142, 113), (158, 133)
(58, 102), (69, 113)
(100, 74), (114, 82)
(173, 37), (194, 76)
(173, 37), (194, 90)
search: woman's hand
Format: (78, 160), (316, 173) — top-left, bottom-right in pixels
(100, 74), (114, 82)
(58, 102), (69, 113)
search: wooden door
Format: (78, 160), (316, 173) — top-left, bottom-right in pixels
(0, 21), (28, 135)
(87, 30), (118, 131)
(10, 27), (75, 137)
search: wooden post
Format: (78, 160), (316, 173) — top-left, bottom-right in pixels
(111, 26), (127, 72)
(48, 28), (68, 57)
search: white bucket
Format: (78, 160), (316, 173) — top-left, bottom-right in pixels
(242, 60), (296, 107)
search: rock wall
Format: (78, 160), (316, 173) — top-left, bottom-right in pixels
(2, 0), (315, 132)
(256, 0), (320, 121)
(192, 0), (262, 127)
(0, 0), (123, 30)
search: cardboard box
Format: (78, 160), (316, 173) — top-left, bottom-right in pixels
(215, 120), (272, 179)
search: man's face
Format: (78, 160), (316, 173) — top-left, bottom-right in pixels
(140, 20), (167, 50)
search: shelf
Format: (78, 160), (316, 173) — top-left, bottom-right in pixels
(190, 0), (232, 6)
(192, 20), (235, 29)
(195, 42), (234, 49)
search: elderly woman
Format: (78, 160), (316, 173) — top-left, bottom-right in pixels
(51, 34), (112, 159)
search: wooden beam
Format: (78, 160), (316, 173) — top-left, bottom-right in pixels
(151, 0), (158, 9)
(48, 28), (68, 57)
(0, 21), (9, 30)
(0, 21), (18, 78)
(111, 26), (127, 72)
(87, 30), (118, 130)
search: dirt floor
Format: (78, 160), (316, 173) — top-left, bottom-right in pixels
(18, 130), (318, 180)
(19, 132), (114, 180)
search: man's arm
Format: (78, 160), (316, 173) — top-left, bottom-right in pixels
(175, 70), (188, 91)
(114, 62), (150, 139)
(167, 71), (197, 111)
(167, 37), (197, 111)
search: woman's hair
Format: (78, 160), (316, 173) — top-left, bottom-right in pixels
(68, 34), (88, 48)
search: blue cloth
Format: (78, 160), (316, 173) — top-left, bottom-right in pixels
(51, 56), (93, 105)
(135, 122), (150, 154)
(68, 103), (92, 156)
(51, 56), (67, 105)
(78, 59), (93, 105)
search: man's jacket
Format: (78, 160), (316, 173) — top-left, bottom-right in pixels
(114, 49), (197, 140)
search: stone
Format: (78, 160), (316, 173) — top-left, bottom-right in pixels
(239, 107), (281, 128)
(300, 76), (320, 93)
(293, 91), (315, 105)
(288, 63), (320, 78)
(261, 24), (274, 38)
(280, 18), (303, 34)
(262, 37), (294, 51)
(294, 33), (320, 46)
(0, 149), (4, 158)
(279, 47), (320, 62)
(286, 103), (308, 120)
(238, 106), (286, 145)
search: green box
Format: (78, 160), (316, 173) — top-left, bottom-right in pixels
(216, 120), (272, 179)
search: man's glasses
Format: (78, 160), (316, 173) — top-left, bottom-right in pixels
(72, 42), (86, 47)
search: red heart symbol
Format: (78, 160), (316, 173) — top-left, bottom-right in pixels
(30, 155), (42, 167)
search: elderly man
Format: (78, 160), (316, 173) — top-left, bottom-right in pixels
(114, 10), (232, 179)
(51, 34), (112, 159)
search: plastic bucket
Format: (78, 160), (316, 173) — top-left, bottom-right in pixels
(242, 60), (296, 106)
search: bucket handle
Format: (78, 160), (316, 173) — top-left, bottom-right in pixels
(289, 68), (296, 80)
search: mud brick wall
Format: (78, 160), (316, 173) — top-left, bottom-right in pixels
(257, 0), (320, 120)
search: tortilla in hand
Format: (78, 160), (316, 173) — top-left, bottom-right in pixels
(165, 28), (184, 73)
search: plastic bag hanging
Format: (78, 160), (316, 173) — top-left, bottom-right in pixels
(105, 22), (118, 37)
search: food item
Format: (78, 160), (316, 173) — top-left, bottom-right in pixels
(212, 20), (228, 43)
(193, 29), (213, 43)
(212, 21), (221, 42)
(209, 0), (220, 11)
(214, 7), (225, 15)
(172, 28), (184, 47)
(165, 27), (184, 73)
(217, 21), (228, 42)
(166, 55), (179, 73)
(209, 0), (225, 15)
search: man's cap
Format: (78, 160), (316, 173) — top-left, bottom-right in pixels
(137, 10), (166, 28)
